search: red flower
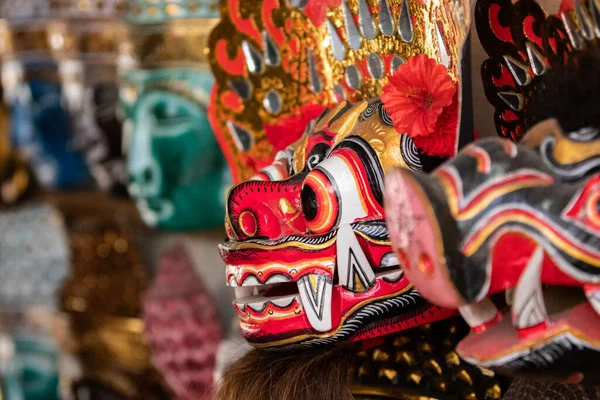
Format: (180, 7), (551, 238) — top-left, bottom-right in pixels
(413, 92), (458, 158)
(381, 55), (458, 156)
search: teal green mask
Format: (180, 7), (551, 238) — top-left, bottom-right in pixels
(122, 68), (230, 231)
(1, 333), (60, 400)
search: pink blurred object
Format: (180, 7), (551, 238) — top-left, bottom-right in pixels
(143, 245), (221, 400)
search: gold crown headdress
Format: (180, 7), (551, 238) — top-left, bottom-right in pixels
(208, 0), (472, 183)
(122, 0), (220, 69)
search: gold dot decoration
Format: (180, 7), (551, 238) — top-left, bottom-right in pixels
(350, 318), (505, 399)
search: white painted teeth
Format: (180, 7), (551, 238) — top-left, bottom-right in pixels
(228, 276), (239, 287)
(512, 245), (548, 329)
(378, 253), (403, 281)
(248, 299), (268, 313)
(337, 224), (376, 293)
(297, 274), (333, 332)
(265, 274), (292, 284)
(380, 252), (399, 268)
(234, 294), (299, 313)
(377, 269), (404, 282)
(270, 295), (297, 309)
(241, 276), (261, 287)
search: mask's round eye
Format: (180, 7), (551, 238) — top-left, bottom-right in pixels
(152, 101), (190, 126)
(302, 169), (339, 234)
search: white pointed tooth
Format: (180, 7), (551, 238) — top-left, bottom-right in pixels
(270, 294), (298, 309)
(228, 276), (239, 287)
(234, 287), (254, 300)
(459, 299), (499, 329)
(379, 252), (399, 268)
(241, 275), (262, 287)
(265, 274), (292, 285)
(512, 246), (548, 329)
(233, 300), (246, 312)
(337, 224), (376, 293)
(247, 299), (268, 313)
(297, 274), (333, 332)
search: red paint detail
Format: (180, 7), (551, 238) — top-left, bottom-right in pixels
(489, 4), (513, 43)
(215, 40), (246, 76)
(472, 311), (503, 334)
(492, 65), (516, 88)
(517, 321), (549, 339)
(303, 0), (342, 26)
(263, 0), (285, 45)
(396, 249), (411, 271)
(264, 104), (327, 151)
(487, 232), (580, 299)
(564, 372), (585, 384)
(227, 177), (306, 240)
(524, 16), (543, 49)
(560, 0), (576, 15)
(228, 0), (261, 44)
(351, 306), (457, 343)
(503, 110), (519, 121)
(563, 175), (600, 231)
(288, 35), (299, 57)
(584, 282), (600, 295)
(221, 90), (244, 112)
(239, 211), (258, 237)
(419, 252), (434, 277)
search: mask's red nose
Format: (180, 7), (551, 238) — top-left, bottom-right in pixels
(225, 176), (307, 241)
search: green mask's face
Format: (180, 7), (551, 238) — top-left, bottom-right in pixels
(122, 68), (229, 231)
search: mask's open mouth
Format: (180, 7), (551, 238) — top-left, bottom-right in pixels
(224, 220), (406, 335)
(457, 286), (600, 382)
(232, 262), (405, 312)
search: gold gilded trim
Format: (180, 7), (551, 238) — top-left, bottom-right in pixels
(128, 18), (220, 68)
(523, 118), (600, 165)
(351, 384), (439, 399)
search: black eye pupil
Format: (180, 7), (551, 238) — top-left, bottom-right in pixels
(301, 184), (318, 222)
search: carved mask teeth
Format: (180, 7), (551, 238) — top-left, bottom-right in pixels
(297, 274), (333, 332)
(337, 224), (376, 293)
